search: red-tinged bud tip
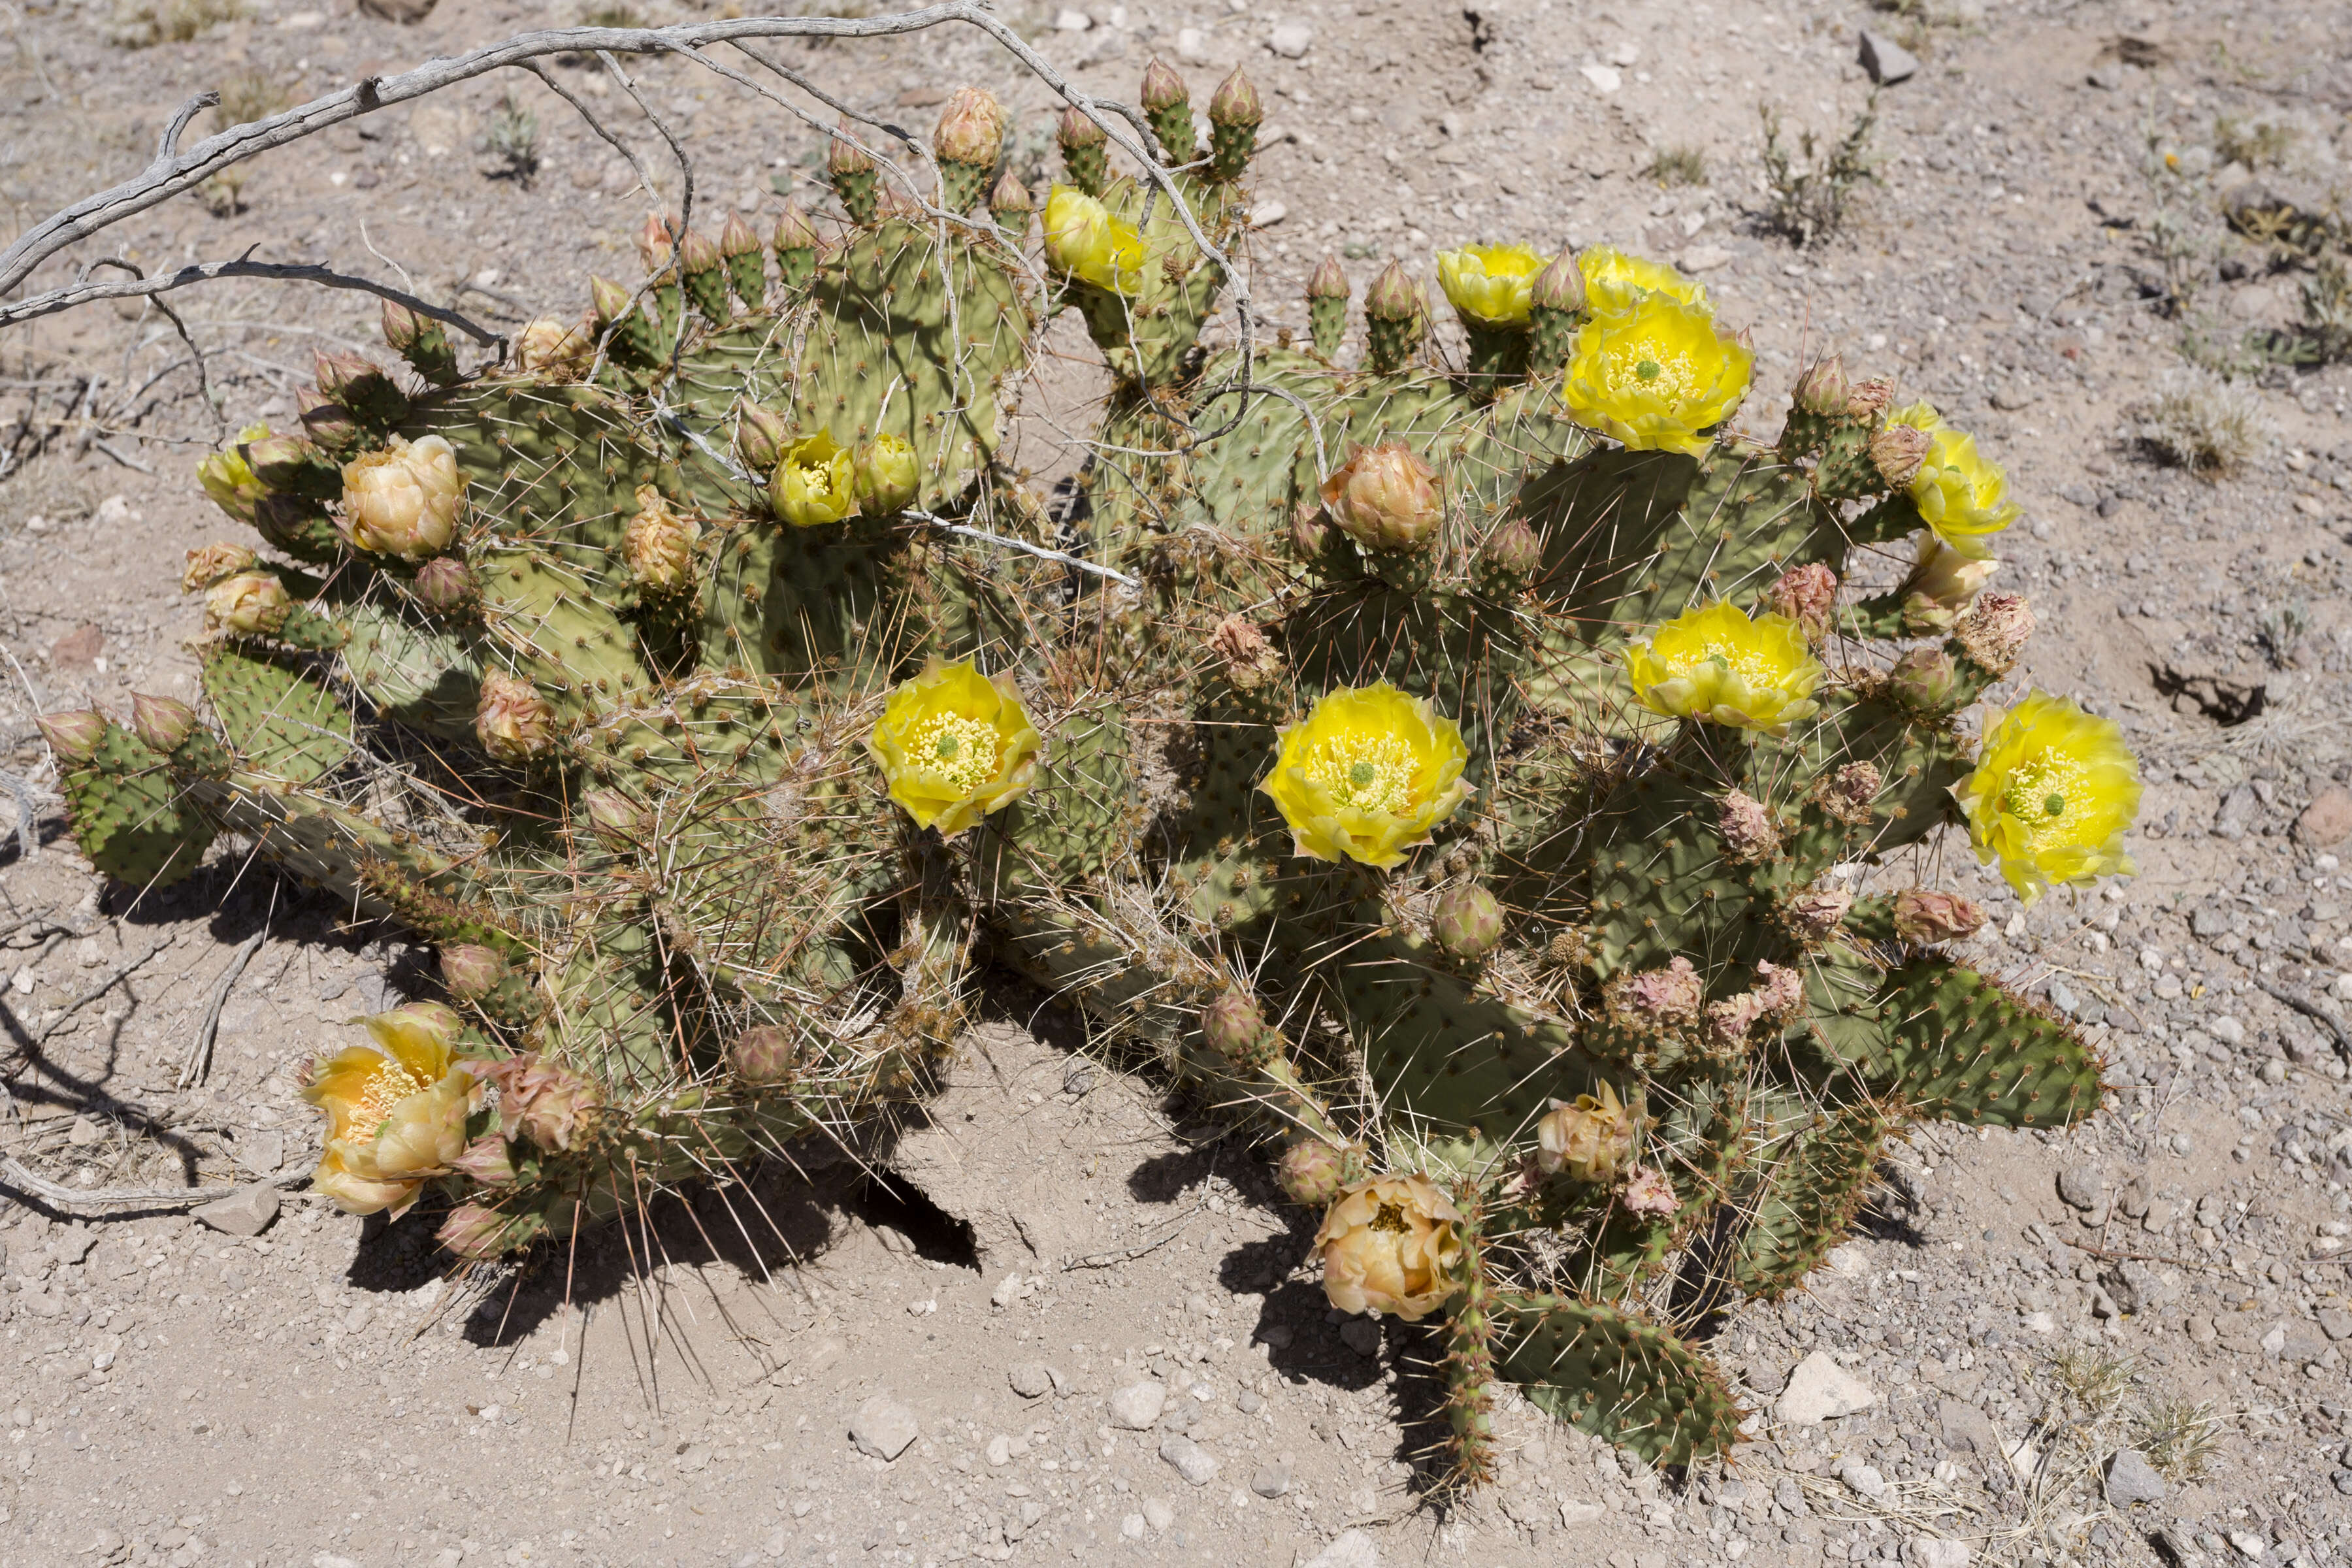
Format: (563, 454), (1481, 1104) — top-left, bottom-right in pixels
(1305, 255), (1349, 301)
(1208, 68), (1264, 128)
(37, 710), (108, 765)
(1139, 58), (1190, 112)
(130, 692), (197, 753)
(1056, 104), (1106, 149)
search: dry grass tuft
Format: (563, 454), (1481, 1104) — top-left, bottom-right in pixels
(2143, 367), (2277, 474)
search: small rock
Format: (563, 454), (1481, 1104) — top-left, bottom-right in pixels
(990, 1273), (1024, 1308)
(192, 1184), (280, 1237)
(1120, 1512), (1146, 1541)
(1158, 1432), (1219, 1486)
(2056, 1164), (2102, 1211)
(2021, 1311), (2057, 1335)
(1052, 7), (1090, 29)
(1775, 1352), (1877, 1425)
(1249, 200), (1288, 229)
(1175, 25), (1210, 64)
(985, 1433), (1012, 1465)
(1109, 1379), (1167, 1430)
(1252, 1462), (1292, 1497)
(1837, 1459), (1887, 1500)
(2103, 1447), (2168, 1507)
(1009, 1362), (1053, 1399)
(1579, 62), (1622, 93)
(232, 1128), (286, 1176)
(1909, 1542), (1971, 1568)
(2228, 1529), (2268, 1559)
(849, 1395), (919, 1462)
(2298, 787), (2352, 848)
(2211, 1016), (2246, 1047)
(1339, 1318), (1381, 1356)
(1301, 1530), (1381, 1568)
(1857, 27), (1919, 84)
(1680, 244), (1734, 273)
(1267, 22), (1311, 57)
(1142, 1497), (1175, 1530)
(2087, 61), (2127, 90)
(1236, 1389), (1263, 1414)
(2317, 1307), (2351, 1341)
(1558, 1499), (1605, 1526)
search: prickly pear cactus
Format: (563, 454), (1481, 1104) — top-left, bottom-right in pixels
(46, 59), (2139, 1483)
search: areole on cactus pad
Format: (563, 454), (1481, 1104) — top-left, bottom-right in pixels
(38, 54), (2136, 1486)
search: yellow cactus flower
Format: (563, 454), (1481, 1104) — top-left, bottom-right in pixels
(772, 432), (857, 527)
(1260, 683), (1471, 870)
(196, 422), (270, 523)
(1624, 602), (1825, 736)
(1576, 245), (1711, 317)
(1435, 243), (1545, 326)
(868, 658), (1044, 836)
(1041, 184), (1149, 295)
(1558, 294), (1753, 457)
(1315, 1175), (1465, 1322)
(1953, 691), (2141, 904)
(1886, 401), (2021, 560)
(853, 434), (921, 517)
(301, 1004), (476, 1217)
(1535, 1081), (1635, 1183)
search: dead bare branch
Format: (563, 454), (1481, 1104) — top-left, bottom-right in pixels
(0, 258), (502, 344)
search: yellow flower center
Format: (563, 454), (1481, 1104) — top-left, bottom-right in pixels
(1671, 640), (1782, 689)
(911, 713), (1002, 794)
(793, 457), (843, 502)
(1604, 340), (1696, 404)
(1999, 752), (2090, 851)
(353, 1056), (428, 1139)
(1369, 1201), (1409, 1234)
(1303, 730), (1418, 815)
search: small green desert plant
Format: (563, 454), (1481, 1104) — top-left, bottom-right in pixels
(195, 166), (249, 218)
(106, 0), (245, 46)
(2212, 114), (2295, 171)
(2144, 366), (2277, 474)
(580, 1), (644, 27)
(215, 69), (293, 129)
(2132, 1396), (2221, 1480)
(486, 91), (542, 186)
(1646, 145), (1707, 188)
(1760, 95), (1879, 247)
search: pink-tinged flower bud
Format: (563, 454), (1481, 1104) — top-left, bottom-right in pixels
(382, 299), (457, 383)
(243, 433), (338, 496)
(1200, 990), (1280, 1068)
(1535, 1081), (1634, 1182)
(181, 542), (257, 593)
(636, 212), (678, 274)
(1364, 259), (1418, 323)
(514, 316), (592, 376)
(410, 557), (477, 614)
(1955, 591), (2034, 676)
(934, 86), (1007, 169)
(1318, 442), (1442, 554)
(1618, 1165), (1678, 1219)
(312, 349), (387, 408)
(437, 1201), (542, 1260)
(204, 570), (293, 636)
(730, 1024), (801, 1086)
(1869, 423), (1933, 489)
(734, 402), (792, 474)
(1782, 884), (1854, 941)
(582, 789), (647, 847)
(1718, 789), (1779, 862)
(624, 485), (702, 596)
(1893, 889), (1987, 943)
(449, 1137), (518, 1187)
(1530, 250), (1586, 313)
(1208, 67), (1264, 129)
(1288, 500), (1331, 559)
(1765, 561), (1838, 643)
(1140, 57), (1190, 114)
(297, 385), (359, 450)
(774, 202), (821, 253)
(1816, 760), (1882, 824)
(1306, 255), (1349, 302)
(990, 168), (1034, 231)
(719, 211), (760, 259)
(37, 709), (108, 766)
(130, 693), (197, 753)
(677, 228), (722, 278)
(589, 275), (634, 327)
(1478, 517), (1543, 585)
(1430, 885), (1504, 959)
(474, 670), (554, 764)
(1887, 646), (1957, 710)
(440, 944), (509, 1004)
(1057, 103), (1106, 151)
(826, 123), (875, 177)
(1604, 955), (1703, 1030)
(487, 1053), (600, 1152)
(1791, 355), (1852, 416)
(340, 434), (464, 561)
(1846, 376), (1895, 420)
(1276, 1139), (1364, 1207)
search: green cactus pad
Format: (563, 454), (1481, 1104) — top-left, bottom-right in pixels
(59, 725), (215, 889)
(201, 644), (353, 787)
(1488, 1292), (1742, 1468)
(1878, 956), (2104, 1128)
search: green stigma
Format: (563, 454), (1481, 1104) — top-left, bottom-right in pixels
(1348, 761), (1377, 789)
(1635, 359), (1662, 382)
(2044, 792), (2065, 818)
(936, 736), (961, 760)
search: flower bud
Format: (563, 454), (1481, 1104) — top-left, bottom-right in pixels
(853, 435), (921, 517)
(719, 211), (760, 259)
(1430, 885), (1504, 960)
(382, 299), (457, 384)
(934, 86), (1007, 168)
(1529, 250), (1586, 313)
(826, 123), (874, 177)
(450, 1137), (518, 1187)
(1140, 57), (1189, 114)
(734, 402), (792, 474)
(1200, 990), (1281, 1068)
(297, 385), (359, 451)
(440, 944), (509, 1004)
(204, 570), (293, 636)
(1764, 561), (1838, 643)
(582, 789), (647, 847)
(1478, 517), (1543, 585)
(1887, 646), (1957, 710)
(389, 1000), (463, 1048)
(1782, 884), (1854, 941)
(1535, 1081), (1634, 1183)
(1901, 532), (1999, 633)
(1364, 260), (1418, 323)
(243, 433), (338, 497)
(1893, 889), (1987, 943)
(1718, 789), (1778, 862)
(989, 168), (1034, 238)
(340, 434), (464, 561)
(37, 710), (108, 766)
(1955, 591), (2034, 676)
(1057, 104), (1105, 150)
(1209, 613), (1283, 689)
(1288, 499), (1331, 560)
(475, 670), (554, 764)
(774, 201), (821, 254)
(678, 227), (722, 278)
(1315, 1175), (1464, 1322)
(1306, 255), (1348, 301)
(437, 1201), (544, 1260)
(410, 557), (477, 614)
(131, 692), (197, 753)
(197, 425), (269, 521)
(1318, 442), (1442, 554)
(1869, 423), (1933, 490)
(730, 1024), (801, 1086)
(1604, 955), (1705, 1030)
(487, 1053), (600, 1152)
(589, 274), (634, 327)
(635, 212), (678, 275)
(1618, 1165), (1678, 1219)
(312, 349), (387, 408)
(1277, 1139), (1356, 1207)
(623, 484), (702, 595)
(1846, 376), (1895, 420)
(1209, 67), (1263, 129)
(182, 542), (257, 593)
(1817, 760), (1882, 824)
(1791, 355), (1852, 416)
